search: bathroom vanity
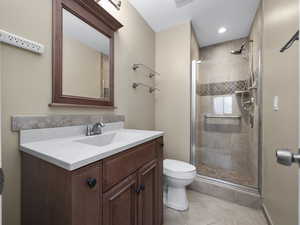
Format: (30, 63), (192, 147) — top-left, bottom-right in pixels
(20, 123), (164, 225)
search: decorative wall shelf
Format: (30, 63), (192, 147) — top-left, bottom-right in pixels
(132, 82), (160, 93)
(132, 64), (160, 78)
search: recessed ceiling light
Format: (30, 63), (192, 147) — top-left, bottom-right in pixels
(218, 27), (227, 34)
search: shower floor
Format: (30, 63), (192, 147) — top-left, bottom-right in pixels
(197, 163), (256, 187)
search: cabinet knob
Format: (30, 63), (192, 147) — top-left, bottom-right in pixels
(135, 184), (145, 194)
(135, 186), (141, 194)
(160, 143), (164, 147)
(86, 178), (97, 188)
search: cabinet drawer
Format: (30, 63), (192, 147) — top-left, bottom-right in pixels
(103, 140), (157, 191)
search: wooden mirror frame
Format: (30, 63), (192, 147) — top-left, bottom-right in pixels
(51, 0), (123, 108)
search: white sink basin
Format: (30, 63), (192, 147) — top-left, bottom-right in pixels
(76, 132), (117, 147)
(75, 131), (143, 147)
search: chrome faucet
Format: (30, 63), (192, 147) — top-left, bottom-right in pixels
(86, 122), (105, 136)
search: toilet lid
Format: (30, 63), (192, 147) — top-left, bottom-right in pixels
(164, 159), (196, 178)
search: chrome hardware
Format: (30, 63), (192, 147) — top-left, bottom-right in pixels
(276, 149), (300, 166)
(280, 30), (299, 53)
(149, 73), (155, 78)
(132, 82), (160, 93)
(132, 63), (160, 77)
(86, 122), (105, 136)
(86, 126), (92, 136)
(149, 87), (160, 93)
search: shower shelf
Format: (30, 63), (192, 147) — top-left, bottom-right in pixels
(248, 86), (257, 90)
(235, 86), (257, 95)
(235, 90), (250, 95)
(205, 114), (241, 119)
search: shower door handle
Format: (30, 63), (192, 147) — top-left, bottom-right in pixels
(276, 149), (300, 166)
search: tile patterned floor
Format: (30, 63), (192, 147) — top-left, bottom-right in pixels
(197, 163), (256, 187)
(164, 190), (268, 225)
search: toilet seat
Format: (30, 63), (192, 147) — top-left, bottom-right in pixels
(164, 159), (196, 179)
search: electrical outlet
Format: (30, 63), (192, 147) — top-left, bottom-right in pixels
(0, 29), (44, 54)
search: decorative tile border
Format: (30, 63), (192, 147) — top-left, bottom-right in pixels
(197, 80), (248, 96)
(11, 114), (125, 131)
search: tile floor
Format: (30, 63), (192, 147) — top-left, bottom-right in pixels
(164, 190), (268, 225)
(197, 163), (256, 187)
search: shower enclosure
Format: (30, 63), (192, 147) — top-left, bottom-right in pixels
(191, 38), (261, 189)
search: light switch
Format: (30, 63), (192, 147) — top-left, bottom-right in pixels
(273, 96), (279, 111)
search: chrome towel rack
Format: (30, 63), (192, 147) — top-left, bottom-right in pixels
(132, 64), (160, 78)
(132, 82), (160, 93)
(280, 30), (299, 53)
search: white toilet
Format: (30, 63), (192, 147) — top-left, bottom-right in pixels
(163, 159), (196, 211)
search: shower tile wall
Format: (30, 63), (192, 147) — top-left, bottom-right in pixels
(196, 38), (258, 187)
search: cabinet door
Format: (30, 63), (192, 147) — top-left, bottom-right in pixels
(138, 160), (159, 225)
(103, 174), (138, 225)
(72, 162), (102, 225)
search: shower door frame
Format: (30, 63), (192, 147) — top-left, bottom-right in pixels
(190, 56), (263, 193)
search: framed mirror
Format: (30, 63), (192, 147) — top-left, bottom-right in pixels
(51, 0), (122, 108)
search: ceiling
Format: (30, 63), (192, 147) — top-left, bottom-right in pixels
(128, 0), (260, 47)
(63, 9), (110, 55)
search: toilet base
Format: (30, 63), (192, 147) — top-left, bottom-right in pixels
(164, 185), (188, 211)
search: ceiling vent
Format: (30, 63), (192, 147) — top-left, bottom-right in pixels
(174, 0), (193, 8)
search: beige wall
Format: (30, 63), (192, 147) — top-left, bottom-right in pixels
(63, 36), (102, 98)
(262, 0), (299, 224)
(0, 0), (155, 224)
(155, 22), (191, 162)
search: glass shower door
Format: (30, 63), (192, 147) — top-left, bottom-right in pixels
(191, 38), (259, 188)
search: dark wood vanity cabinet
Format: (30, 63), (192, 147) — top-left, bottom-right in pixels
(21, 137), (163, 225)
(103, 174), (138, 225)
(138, 160), (159, 225)
(72, 163), (103, 225)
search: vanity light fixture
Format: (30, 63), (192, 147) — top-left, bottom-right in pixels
(218, 27), (227, 34)
(95, 0), (121, 10)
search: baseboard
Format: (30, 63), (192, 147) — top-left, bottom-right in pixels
(261, 204), (274, 225)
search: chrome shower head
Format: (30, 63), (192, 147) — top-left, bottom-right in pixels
(230, 49), (243, 55)
(230, 39), (253, 55)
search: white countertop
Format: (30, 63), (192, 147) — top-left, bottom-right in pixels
(20, 123), (164, 171)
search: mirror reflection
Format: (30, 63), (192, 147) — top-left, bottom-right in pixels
(62, 9), (110, 99)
